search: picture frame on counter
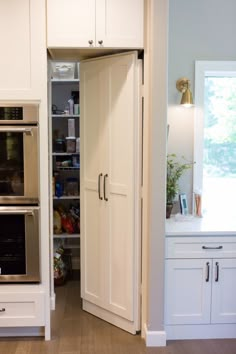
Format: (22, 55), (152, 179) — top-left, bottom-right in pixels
(179, 193), (188, 215)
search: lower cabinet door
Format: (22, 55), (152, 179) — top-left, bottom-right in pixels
(211, 258), (236, 324)
(165, 259), (211, 325)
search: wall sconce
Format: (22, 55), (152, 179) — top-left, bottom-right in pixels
(176, 77), (194, 107)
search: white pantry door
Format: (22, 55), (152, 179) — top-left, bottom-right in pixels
(80, 52), (141, 334)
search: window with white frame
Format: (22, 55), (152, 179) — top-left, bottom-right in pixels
(194, 61), (236, 218)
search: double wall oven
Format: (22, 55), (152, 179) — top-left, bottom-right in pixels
(0, 104), (40, 282)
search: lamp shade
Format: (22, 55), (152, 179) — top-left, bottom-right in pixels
(181, 88), (193, 107)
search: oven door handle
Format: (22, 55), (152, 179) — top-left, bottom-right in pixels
(0, 210), (34, 216)
(0, 127), (33, 135)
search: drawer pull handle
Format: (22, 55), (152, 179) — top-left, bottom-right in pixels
(0, 308), (5, 313)
(205, 262), (210, 282)
(202, 246), (223, 250)
(215, 262), (219, 282)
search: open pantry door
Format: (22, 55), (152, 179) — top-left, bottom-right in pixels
(80, 52), (142, 334)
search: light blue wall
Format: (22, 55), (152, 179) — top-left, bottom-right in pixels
(168, 0), (236, 212)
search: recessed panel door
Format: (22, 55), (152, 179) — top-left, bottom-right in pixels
(81, 52), (141, 333)
(80, 60), (106, 306)
(211, 258), (236, 323)
(165, 259), (212, 325)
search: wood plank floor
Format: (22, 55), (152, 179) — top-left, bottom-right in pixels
(0, 280), (236, 354)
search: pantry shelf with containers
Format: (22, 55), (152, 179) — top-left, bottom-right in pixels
(48, 61), (80, 294)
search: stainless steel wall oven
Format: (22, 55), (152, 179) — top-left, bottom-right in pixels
(0, 103), (40, 283)
(0, 206), (40, 282)
(0, 104), (39, 205)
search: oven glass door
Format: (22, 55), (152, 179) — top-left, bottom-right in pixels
(0, 207), (40, 282)
(0, 126), (39, 204)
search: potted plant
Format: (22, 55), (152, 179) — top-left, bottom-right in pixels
(166, 154), (193, 218)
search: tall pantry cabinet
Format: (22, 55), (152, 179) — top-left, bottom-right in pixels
(48, 53), (142, 333)
(46, 0), (144, 334)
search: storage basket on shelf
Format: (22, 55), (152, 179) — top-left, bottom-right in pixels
(51, 62), (75, 80)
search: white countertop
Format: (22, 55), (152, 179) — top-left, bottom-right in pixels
(166, 214), (236, 236)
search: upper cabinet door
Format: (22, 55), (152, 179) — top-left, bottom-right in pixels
(47, 0), (96, 48)
(96, 0), (143, 48)
(46, 0), (143, 49)
(0, 0), (47, 99)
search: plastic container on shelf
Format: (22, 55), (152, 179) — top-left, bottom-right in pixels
(76, 137), (80, 153)
(51, 62), (75, 80)
(65, 177), (79, 196)
(53, 138), (66, 153)
(66, 137), (76, 153)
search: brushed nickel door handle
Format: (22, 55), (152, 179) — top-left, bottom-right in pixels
(202, 246), (223, 250)
(104, 174), (108, 201)
(205, 262), (210, 282)
(215, 262), (219, 282)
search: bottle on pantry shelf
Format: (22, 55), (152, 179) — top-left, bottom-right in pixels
(55, 181), (63, 198)
(68, 97), (74, 115)
(74, 104), (80, 115)
(52, 176), (55, 196)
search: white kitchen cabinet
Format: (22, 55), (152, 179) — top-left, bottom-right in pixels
(0, 0), (47, 99)
(80, 52), (141, 334)
(165, 236), (236, 339)
(211, 258), (236, 323)
(165, 258), (211, 325)
(47, 0), (143, 49)
(0, 288), (45, 327)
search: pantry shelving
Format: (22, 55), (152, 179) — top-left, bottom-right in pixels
(49, 61), (80, 292)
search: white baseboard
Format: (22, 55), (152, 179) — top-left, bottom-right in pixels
(144, 323), (166, 347)
(165, 324), (236, 340)
(0, 327), (44, 337)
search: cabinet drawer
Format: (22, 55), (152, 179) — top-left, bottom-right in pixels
(166, 237), (236, 259)
(0, 292), (45, 327)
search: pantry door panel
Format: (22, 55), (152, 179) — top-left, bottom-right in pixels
(104, 54), (138, 320)
(81, 52), (141, 334)
(80, 60), (106, 306)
